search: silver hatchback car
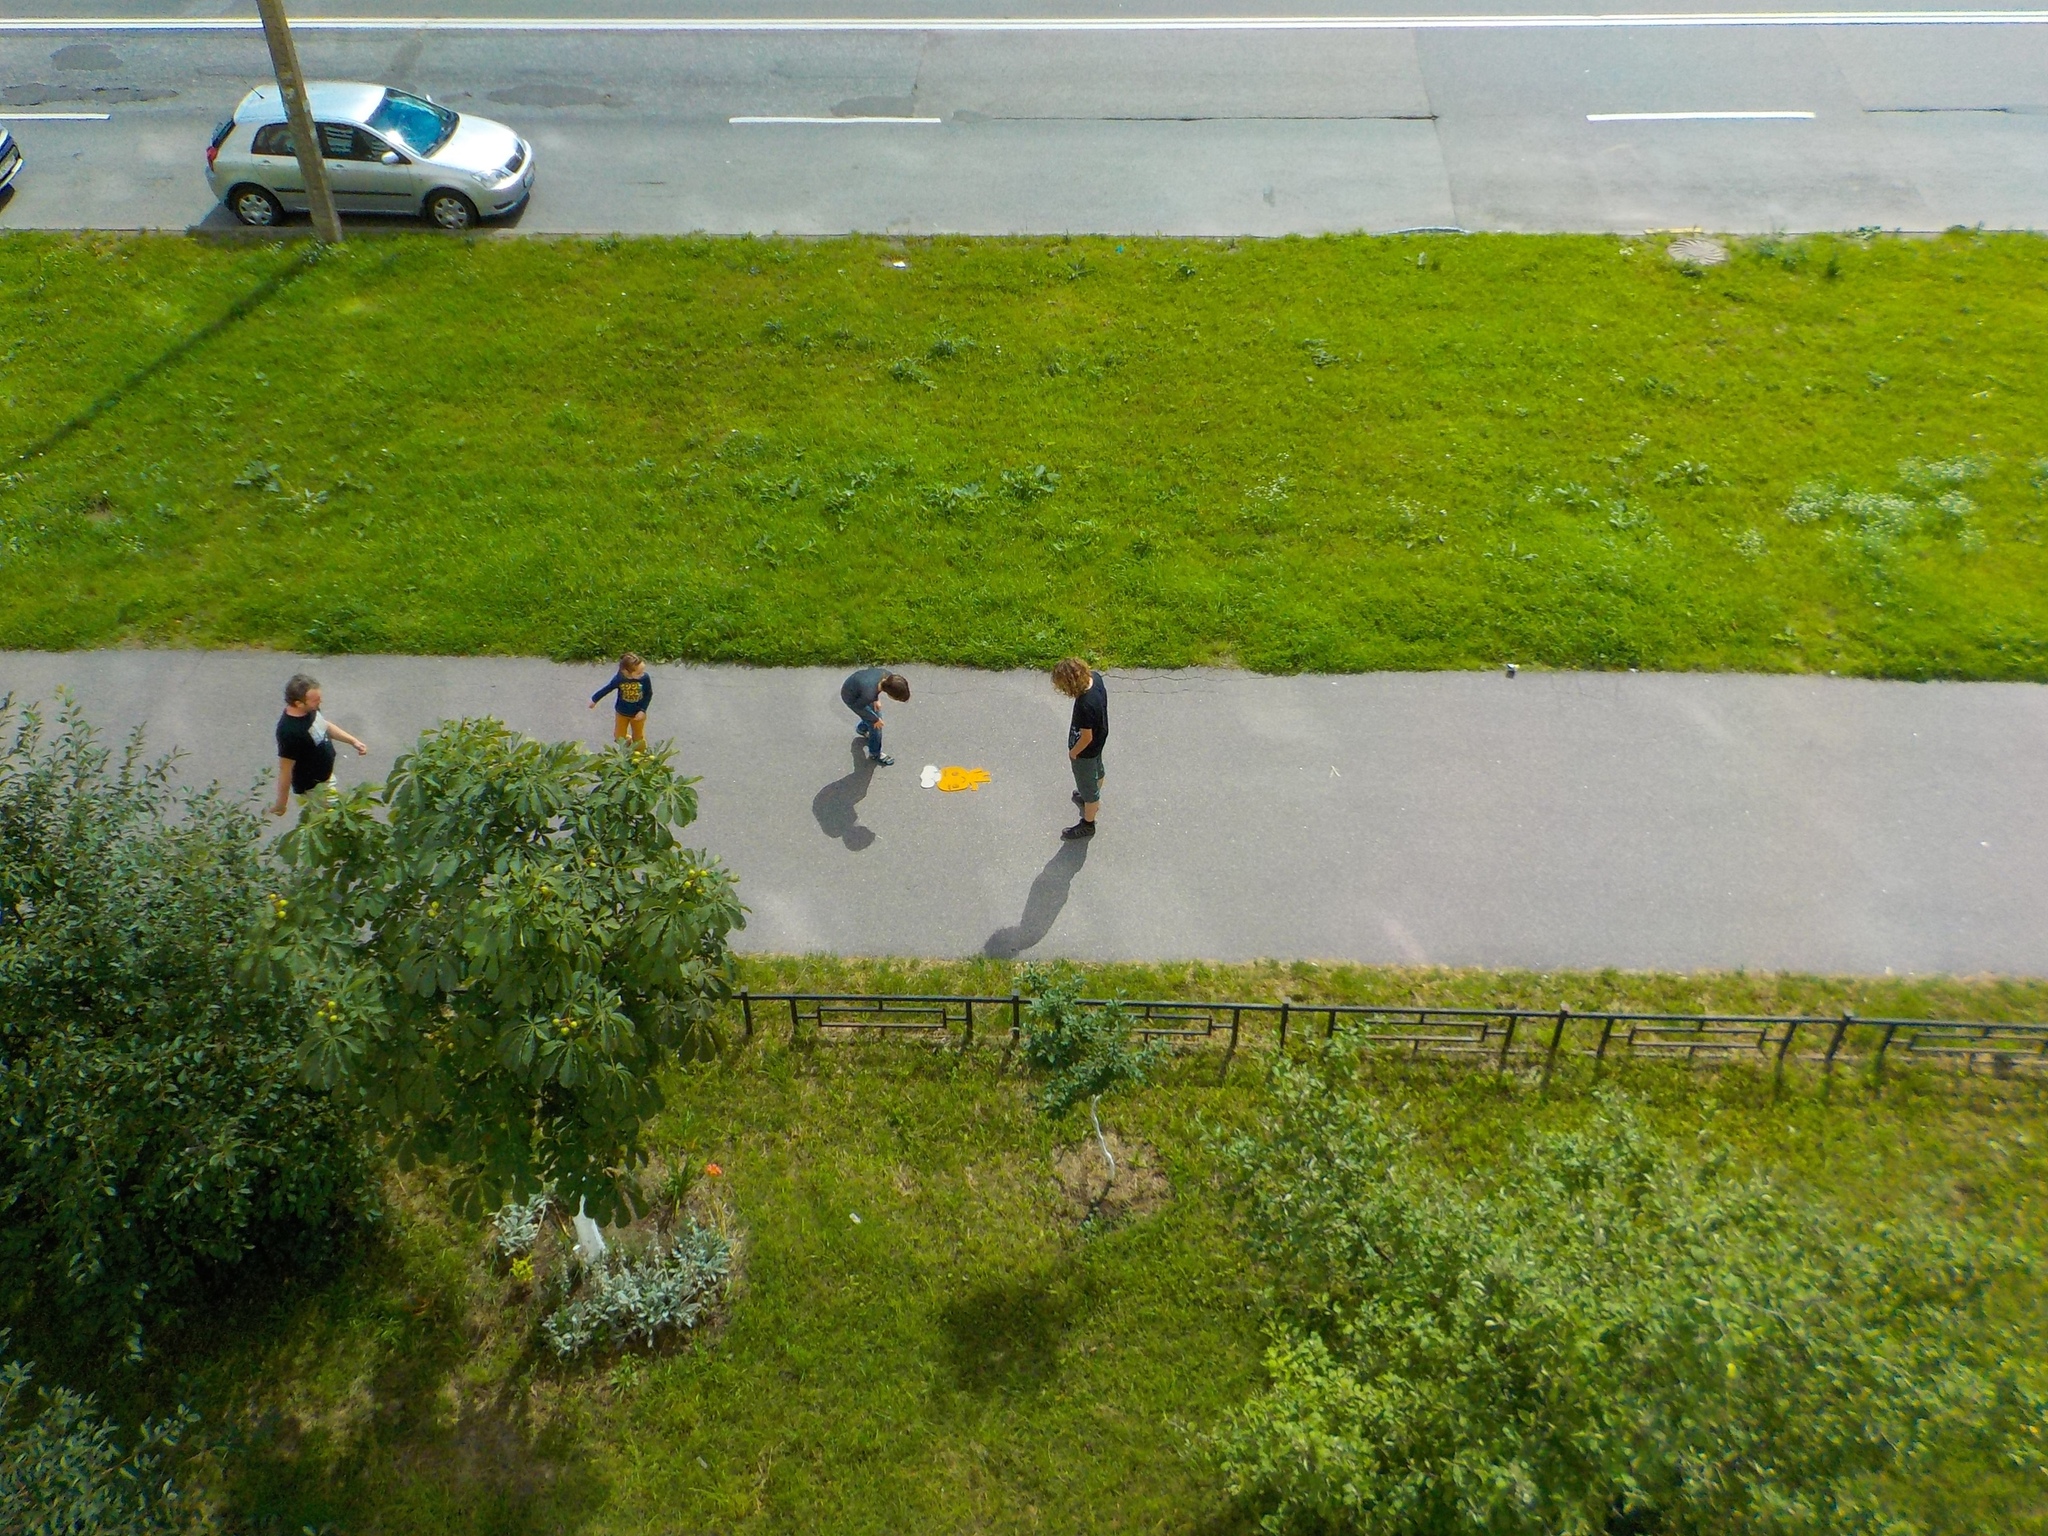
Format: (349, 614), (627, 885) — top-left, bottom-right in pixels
(206, 81), (534, 230)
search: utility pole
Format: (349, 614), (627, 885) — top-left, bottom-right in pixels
(254, 0), (342, 243)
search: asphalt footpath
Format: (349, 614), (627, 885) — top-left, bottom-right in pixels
(4, 649), (2044, 975)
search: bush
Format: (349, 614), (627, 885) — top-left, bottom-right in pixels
(0, 1333), (203, 1535)
(1217, 1063), (2046, 1535)
(0, 698), (370, 1348)
(257, 719), (744, 1220)
(492, 1192), (551, 1260)
(541, 1223), (732, 1359)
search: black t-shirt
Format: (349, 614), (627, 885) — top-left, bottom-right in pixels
(1068, 673), (1108, 759)
(276, 710), (336, 794)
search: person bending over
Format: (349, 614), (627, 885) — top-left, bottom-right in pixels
(840, 667), (909, 766)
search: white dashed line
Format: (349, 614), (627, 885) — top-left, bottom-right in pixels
(4, 10), (2048, 32)
(729, 115), (944, 123)
(1588, 108), (1817, 118)
(0, 111), (113, 120)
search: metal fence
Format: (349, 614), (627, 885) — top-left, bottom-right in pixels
(733, 990), (2048, 1081)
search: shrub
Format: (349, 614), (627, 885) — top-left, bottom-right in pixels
(542, 1224), (732, 1358)
(256, 719), (744, 1221)
(0, 698), (369, 1348)
(1216, 1063), (2046, 1536)
(492, 1192), (551, 1260)
(0, 1335), (202, 1535)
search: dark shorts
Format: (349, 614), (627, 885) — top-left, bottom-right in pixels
(1072, 755), (1104, 803)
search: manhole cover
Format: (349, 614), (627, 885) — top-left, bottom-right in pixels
(1667, 235), (1728, 267)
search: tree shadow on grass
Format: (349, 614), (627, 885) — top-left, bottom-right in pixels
(937, 1274), (1077, 1396)
(983, 839), (1089, 958)
(80, 1227), (608, 1535)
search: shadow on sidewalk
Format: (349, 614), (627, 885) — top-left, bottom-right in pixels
(811, 742), (877, 850)
(983, 838), (1089, 958)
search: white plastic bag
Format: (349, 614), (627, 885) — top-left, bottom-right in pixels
(573, 1197), (608, 1263)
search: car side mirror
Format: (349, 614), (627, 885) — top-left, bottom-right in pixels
(381, 151), (403, 165)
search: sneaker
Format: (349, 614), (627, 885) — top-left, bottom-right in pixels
(1061, 819), (1096, 840)
(872, 754), (895, 767)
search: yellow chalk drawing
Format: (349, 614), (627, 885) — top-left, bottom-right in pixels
(936, 766), (991, 793)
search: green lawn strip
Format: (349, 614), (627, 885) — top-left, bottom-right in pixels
(732, 952), (2048, 1022)
(3, 230), (2047, 674)
(69, 960), (2047, 1534)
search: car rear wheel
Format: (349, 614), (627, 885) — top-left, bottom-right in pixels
(229, 184), (284, 227)
(425, 189), (478, 231)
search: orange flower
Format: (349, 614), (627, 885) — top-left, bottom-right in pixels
(704, 1162), (723, 1177)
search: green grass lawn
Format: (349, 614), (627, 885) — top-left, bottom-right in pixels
(46, 960), (2048, 1535)
(4, 230), (2048, 675)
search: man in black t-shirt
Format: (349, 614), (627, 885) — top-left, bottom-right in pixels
(270, 672), (369, 816)
(1052, 657), (1106, 841)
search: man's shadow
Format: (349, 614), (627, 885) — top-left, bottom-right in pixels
(812, 742), (877, 850)
(984, 839), (1089, 958)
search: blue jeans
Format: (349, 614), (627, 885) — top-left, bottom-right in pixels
(848, 701), (883, 759)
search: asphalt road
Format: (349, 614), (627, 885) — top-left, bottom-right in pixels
(4, 650), (2045, 974)
(2, 6), (2047, 233)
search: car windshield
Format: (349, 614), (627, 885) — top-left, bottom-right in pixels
(366, 89), (457, 157)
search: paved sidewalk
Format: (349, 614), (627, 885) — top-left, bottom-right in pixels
(4, 650), (2045, 975)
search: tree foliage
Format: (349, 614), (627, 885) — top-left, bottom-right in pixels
(0, 697), (369, 1347)
(0, 1334), (202, 1536)
(1218, 1061), (2047, 1536)
(1017, 965), (1160, 1118)
(256, 720), (744, 1219)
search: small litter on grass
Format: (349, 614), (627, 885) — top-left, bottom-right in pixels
(574, 1198), (608, 1263)
(920, 765), (991, 792)
(849, 1212), (862, 1224)
(1667, 235), (1728, 267)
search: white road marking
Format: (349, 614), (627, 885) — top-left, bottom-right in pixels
(0, 111), (112, 120)
(1588, 108), (1817, 118)
(730, 114), (943, 123)
(5, 10), (2048, 33)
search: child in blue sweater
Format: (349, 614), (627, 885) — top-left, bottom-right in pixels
(590, 653), (653, 747)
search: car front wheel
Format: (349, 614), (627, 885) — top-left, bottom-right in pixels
(425, 190), (478, 231)
(229, 184), (284, 227)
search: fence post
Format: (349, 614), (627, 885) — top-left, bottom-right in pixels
(740, 987), (752, 1041)
(1540, 1006), (1569, 1091)
(1496, 1013), (1520, 1074)
(1001, 992), (1021, 1070)
(1773, 1018), (1799, 1086)
(789, 994), (801, 1044)
(1326, 1006), (1338, 1042)
(1279, 998), (1291, 1054)
(1874, 1020), (1900, 1078)
(1593, 1014), (1616, 1070)
(1824, 1011), (1852, 1076)
(1221, 1006), (1240, 1084)
(963, 998), (975, 1051)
